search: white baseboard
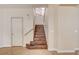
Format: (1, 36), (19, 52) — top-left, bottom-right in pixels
(57, 50), (75, 53)
(48, 48), (75, 53)
(75, 48), (79, 50)
(48, 48), (57, 51)
(23, 46), (26, 47)
(0, 45), (11, 48)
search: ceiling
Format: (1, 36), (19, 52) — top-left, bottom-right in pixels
(0, 4), (32, 8)
(59, 4), (78, 6)
(32, 4), (48, 7)
(0, 4), (48, 8)
(0, 4), (78, 8)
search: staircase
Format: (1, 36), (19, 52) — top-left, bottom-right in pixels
(26, 25), (47, 49)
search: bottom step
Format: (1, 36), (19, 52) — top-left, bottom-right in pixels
(26, 44), (47, 49)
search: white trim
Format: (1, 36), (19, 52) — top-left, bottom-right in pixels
(22, 46), (26, 48)
(48, 48), (76, 53)
(48, 48), (57, 51)
(75, 48), (79, 50)
(0, 45), (11, 48)
(57, 50), (75, 53)
(23, 44), (26, 47)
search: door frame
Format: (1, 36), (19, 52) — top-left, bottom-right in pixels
(11, 17), (23, 47)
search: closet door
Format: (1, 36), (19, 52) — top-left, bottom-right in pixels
(11, 17), (23, 46)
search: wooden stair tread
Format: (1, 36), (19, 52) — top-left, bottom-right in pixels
(26, 25), (47, 49)
(26, 44), (47, 49)
(30, 41), (47, 45)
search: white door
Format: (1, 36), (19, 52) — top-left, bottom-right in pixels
(11, 17), (23, 46)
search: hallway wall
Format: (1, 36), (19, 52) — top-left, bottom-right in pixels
(35, 16), (44, 25)
(47, 5), (79, 52)
(57, 6), (78, 51)
(47, 5), (55, 51)
(0, 4), (79, 51)
(0, 6), (34, 47)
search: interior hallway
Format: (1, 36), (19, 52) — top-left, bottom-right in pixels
(0, 4), (79, 55)
(0, 47), (78, 55)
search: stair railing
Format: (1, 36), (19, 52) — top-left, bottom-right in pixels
(24, 19), (35, 36)
(24, 28), (34, 36)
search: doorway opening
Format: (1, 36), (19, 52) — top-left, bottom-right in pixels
(34, 8), (45, 16)
(33, 7), (46, 25)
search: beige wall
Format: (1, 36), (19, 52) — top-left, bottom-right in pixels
(57, 6), (78, 50)
(35, 16), (44, 25)
(48, 5), (55, 51)
(47, 5), (79, 51)
(0, 7), (34, 47)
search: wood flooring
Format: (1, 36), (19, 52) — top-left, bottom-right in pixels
(0, 47), (78, 55)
